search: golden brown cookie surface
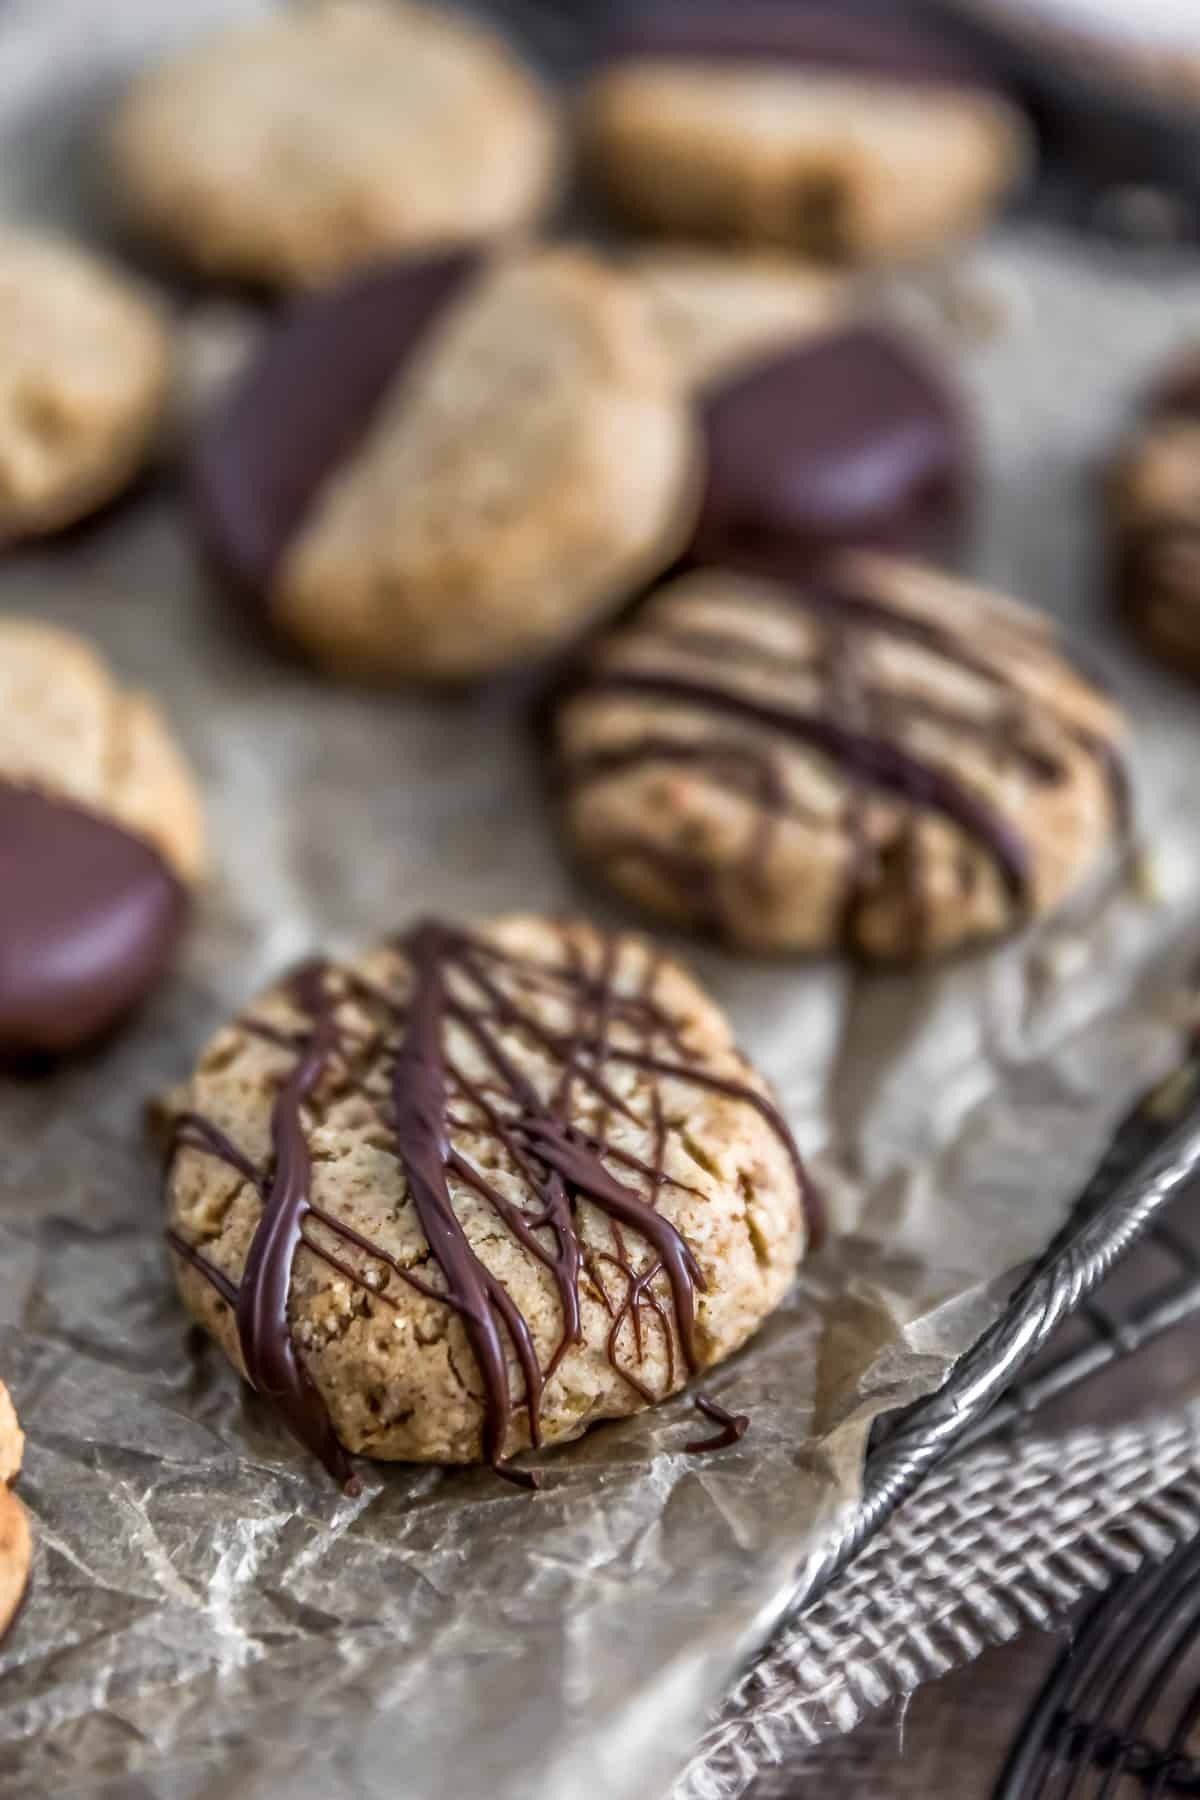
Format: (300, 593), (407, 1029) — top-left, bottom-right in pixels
(165, 915), (810, 1481)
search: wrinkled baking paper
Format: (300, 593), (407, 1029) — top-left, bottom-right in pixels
(3, 6), (1200, 1798)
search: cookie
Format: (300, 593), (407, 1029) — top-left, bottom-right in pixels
(547, 558), (1128, 961)
(689, 324), (970, 573)
(0, 1381), (30, 1643)
(163, 914), (812, 1483)
(629, 247), (847, 390)
(581, 5), (1031, 264)
(0, 620), (205, 1057)
(1110, 350), (1200, 676)
(0, 232), (170, 542)
(109, 0), (560, 291)
(194, 247), (699, 683)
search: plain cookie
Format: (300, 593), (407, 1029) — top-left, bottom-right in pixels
(0, 619), (205, 1056)
(1111, 349), (1200, 678)
(0, 232), (170, 541)
(164, 913), (811, 1481)
(582, 4), (1031, 264)
(548, 557), (1128, 961)
(109, 0), (560, 290)
(0, 1380), (30, 1644)
(194, 247), (700, 682)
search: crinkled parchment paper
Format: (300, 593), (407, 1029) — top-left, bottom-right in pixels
(5, 6), (1200, 1798)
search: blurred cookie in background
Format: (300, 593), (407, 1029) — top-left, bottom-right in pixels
(108, 0), (560, 291)
(581, 4), (1031, 264)
(193, 246), (699, 683)
(0, 621), (205, 1058)
(688, 323), (971, 574)
(0, 232), (169, 542)
(1111, 346), (1200, 677)
(547, 556), (1128, 962)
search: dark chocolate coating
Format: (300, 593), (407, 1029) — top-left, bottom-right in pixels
(689, 326), (969, 574)
(603, 3), (1002, 92)
(192, 252), (478, 597)
(0, 783), (187, 1058)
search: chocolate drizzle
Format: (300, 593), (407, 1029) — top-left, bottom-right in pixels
(552, 567), (1128, 951)
(686, 1394), (749, 1454)
(168, 922), (812, 1485)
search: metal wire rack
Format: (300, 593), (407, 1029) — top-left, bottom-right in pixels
(997, 1535), (1200, 1797)
(763, 1040), (1200, 1633)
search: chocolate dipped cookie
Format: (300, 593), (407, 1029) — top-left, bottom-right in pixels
(582, 4), (1031, 264)
(194, 247), (699, 683)
(0, 620), (205, 1056)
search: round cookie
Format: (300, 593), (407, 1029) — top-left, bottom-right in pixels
(581, 5), (1031, 264)
(194, 246), (700, 683)
(0, 232), (170, 542)
(0, 620), (205, 1057)
(1111, 350), (1200, 678)
(0, 1381), (30, 1643)
(547, 557), (1128, 962)
(628, 247), (847, 390)
(689, 324), (970, 573)
(109, 0), (560, 291)
(163, 913), (811, 1483)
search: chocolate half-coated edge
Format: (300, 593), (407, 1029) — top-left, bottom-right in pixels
(0, 782), (188, 1058)
(602, 2), (1006, 93)
(192, 251), (480, 600)
(689, 324), (970, 575)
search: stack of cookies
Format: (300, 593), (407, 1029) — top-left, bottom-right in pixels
(0, 0), (1171, 1520)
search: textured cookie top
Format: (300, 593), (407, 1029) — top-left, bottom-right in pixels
(165, 915), (810, 1482)
(110, 0), (559, 289)
(197, 247), (700, 682)
(628, 248), (847, 389)
(550, 559), (1128, 960)
(0, 618), (205, 883)
(0, 232), (169, 538)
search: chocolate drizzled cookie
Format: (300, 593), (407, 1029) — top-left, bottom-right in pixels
(548, 557), (1128, 961)
(164, 916), (811, 1486)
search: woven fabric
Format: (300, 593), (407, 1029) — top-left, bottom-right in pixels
(677, 1406), (1200, 1800)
